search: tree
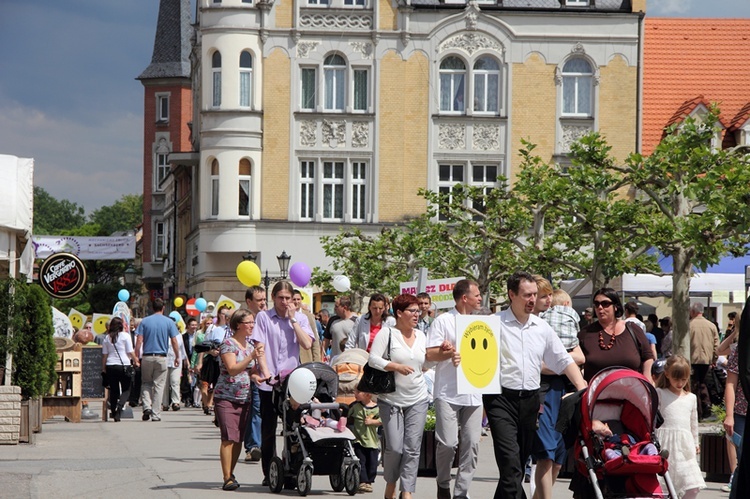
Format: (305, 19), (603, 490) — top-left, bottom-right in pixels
(514, 135), (660, 292)
(623, 109), (750, 356)
(90, 194), (143, 235)
(33, 186), (86, 234)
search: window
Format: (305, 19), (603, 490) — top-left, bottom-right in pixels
(156, 153), (169, 189)
(565, 0), (589, 5)
(438, 164), (464, 220)
(155, 222), (165, 260)
(212, 51), (222, 108)
(324, 54), (346, 111)
(471, 164), (498, 216)
(344, 0), (365, 5)
(473, 57), (500, 114)
(308, 0), (329, 4)
(440, 57), (466, 112)
(301, 68), (316, 110)
(353, 69), (368, 112)
(562, 58), (593, 116)
(239, 159), (251, 216)
(157, 94), (169, 122)
(211, 159), (219, 217)
(239, 51), (252, 108)
(300, 161), (315, 220)
(437, 163), (500, 220)
(299, 160), (369, 222)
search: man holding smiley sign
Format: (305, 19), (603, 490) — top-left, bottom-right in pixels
(426, 279), (484, 499)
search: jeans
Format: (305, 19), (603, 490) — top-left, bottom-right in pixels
(244, 383), (262, 451)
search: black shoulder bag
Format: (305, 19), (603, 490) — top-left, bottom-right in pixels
(357, 328), (396, 394)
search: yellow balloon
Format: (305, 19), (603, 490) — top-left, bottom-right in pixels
(236, 260), (262, 287)
(174, 296), (184, 308)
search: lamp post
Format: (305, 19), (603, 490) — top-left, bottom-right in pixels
(243, 250), (292, 295)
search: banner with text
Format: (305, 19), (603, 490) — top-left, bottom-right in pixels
(400, 276), (465, 310)
(34, 236), (136, 260)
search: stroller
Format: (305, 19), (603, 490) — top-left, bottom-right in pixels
(268, 362), (361, 496)
(574, 367), (677, 499)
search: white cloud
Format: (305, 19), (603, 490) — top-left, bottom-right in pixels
(0, 95), (143, 214)
(648, 0), (693, 15)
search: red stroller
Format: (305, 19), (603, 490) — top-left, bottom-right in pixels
(574, 367), (677, 499)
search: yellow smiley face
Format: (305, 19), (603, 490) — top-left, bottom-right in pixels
(216, 299), (236, 311)
(460, 320), (498, 388)
(92, 315), (111, 334)
(69, 312), (84, 330)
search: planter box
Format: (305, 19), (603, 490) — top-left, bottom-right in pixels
(700, 433), (732, 482)
(418, 430), (459, 477)
(19, 398), (43, 444)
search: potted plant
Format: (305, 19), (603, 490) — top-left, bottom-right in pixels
(699, 404), (732, 482)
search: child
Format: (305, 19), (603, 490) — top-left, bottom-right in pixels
(349, 388), (381, 493)
(655, 355), (706, 499)
(591, 419), (658, 461)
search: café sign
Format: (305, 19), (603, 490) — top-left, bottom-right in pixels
(39, 252), (87, 299)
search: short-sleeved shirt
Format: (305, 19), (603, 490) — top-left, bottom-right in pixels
(349, 401), (380, 449)
(102, 332), (134, 366)
(135, 313), (179, 355)
(250, 307), (315, 392)
(213, 338), (254, 403)
(578, 321), (653, 382)
(726, 344), (748, 417)
(540, 306), (580, 350)
(328, 316), (356, 357)
(426, 308), (481, 407)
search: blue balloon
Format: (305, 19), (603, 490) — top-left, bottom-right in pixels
(195, 297), (207, 312)
(118, 289), (130, 302)
(169, 311), (183, 323)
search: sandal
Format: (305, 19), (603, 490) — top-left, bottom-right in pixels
(222, 477), (240, 491)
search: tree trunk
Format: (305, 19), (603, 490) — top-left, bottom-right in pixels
(671, 247), (692, 358)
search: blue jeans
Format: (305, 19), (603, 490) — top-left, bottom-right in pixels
(244, 383), (261, 451)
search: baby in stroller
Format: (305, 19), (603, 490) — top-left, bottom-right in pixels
(592, 420), (658, 461)
(299, 397), (348, 432)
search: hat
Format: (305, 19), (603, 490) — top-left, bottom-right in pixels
(584, 307), (593, 314)
(651, 358), (666, 376)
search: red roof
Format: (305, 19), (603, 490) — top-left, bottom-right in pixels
(643, 18), (750, 154)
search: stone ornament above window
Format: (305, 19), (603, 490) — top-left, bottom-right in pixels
(299, 13), (372, 30)
(300, 121), (317, 147)
(439, 33), (503, 56)
(322, 120), (346, 148)
(560, 124), (592, 153)
(439, 123), (466, 150)
(473, 124), (501, 151)
(352, 122), (369, 148)
(297, 41), (320, 58)
(349, 41), (373, 59)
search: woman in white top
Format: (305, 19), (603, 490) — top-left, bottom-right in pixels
(346, 293), (396, 352)
(367, 294), (427, 499)
(101, 317), (138, 422)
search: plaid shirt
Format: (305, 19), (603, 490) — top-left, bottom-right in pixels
(540, 305), (580, 350)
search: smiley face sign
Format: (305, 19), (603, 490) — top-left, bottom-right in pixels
(456, 315), (501, 394)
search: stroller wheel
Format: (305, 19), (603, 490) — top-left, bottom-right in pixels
(330, 472), (345, 492)
(297, 464), (313, 496)
(268, 457), (284, 493)
(344, 463), (361, 496)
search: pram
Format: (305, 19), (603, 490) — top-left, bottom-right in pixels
(268, 361), (361, 496)
(574, 367), (677, 499)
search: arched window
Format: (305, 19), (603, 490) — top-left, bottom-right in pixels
(239, 51), (252, 108)
(211, 159), (220, 217)
(212, 51), (222, 108)
(324, 54), (346, 111)
(562, 58), (593, 116)
(473, 57), (500, 114)
(440, 57), (466, 112)
(239, 159), (251, 216)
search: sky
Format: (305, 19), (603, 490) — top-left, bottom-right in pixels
(1, 1), (750, 215)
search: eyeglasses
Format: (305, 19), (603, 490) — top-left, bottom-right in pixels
(240, 321), (255, 325)
(593, 300), (613, 309)
(404, 308), (420, 314)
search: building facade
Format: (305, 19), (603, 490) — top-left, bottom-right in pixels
(143, 0), (645, 301)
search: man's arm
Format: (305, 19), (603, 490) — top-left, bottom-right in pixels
(562, 361), (587, 391)
(171, 336), (180, 368)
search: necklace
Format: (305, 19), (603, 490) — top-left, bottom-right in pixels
(598, 330), (616, 350)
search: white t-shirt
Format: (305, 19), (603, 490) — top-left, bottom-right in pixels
(368, 326), (427, 407)
(426, 308), (482, 407)
(102, 332), (134, 366)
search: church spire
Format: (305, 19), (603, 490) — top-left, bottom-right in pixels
(137, 0), (193, 80)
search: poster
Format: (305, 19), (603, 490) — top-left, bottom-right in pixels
(215, 294), (241, 312)
(400, 276), (465, 310)
(456, 314), (502, 395)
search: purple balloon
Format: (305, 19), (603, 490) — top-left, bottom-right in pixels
(289, 262), (312, 287)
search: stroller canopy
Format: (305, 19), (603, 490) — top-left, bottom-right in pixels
(583, 367), (659, 431)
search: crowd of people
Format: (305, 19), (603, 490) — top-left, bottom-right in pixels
(92, 273), (750, 499)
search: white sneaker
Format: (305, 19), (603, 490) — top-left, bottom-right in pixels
(721, 484), (731, 492)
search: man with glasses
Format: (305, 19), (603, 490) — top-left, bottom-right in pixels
(426, 279), (483, 499)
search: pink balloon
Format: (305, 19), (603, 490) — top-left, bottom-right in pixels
(289, 262), (312, 287)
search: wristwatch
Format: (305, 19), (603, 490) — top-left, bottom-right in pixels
(290, 317), (298, 324)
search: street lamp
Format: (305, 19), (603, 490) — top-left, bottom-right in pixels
(243, 250), (292, 295)
(124, 264), (138, 286)
(277, 251), (291, 279)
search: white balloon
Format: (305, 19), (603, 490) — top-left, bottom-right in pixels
(287, 367), (317, 404)
(332, 275), (351, 292)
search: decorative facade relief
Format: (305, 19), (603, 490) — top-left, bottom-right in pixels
(465, 1), (481, 31)
(440, 33), (502, 56)
(352, 122), (369, 148)
(438, 124), (466, 150)
(571, 42), (586, 54)
(472, 124), (500, 151)
(560, 124), (593, 153)
(300, 121), (317, 147)
(322, 120), (346, 148)
(299, 14), (372, 30)
(296, 41), (319, 58)
(349, 42), (373, 59)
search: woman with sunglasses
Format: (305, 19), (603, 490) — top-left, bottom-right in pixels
(578, 288), (654, 383)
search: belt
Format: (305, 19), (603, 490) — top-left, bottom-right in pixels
(501, 387), (539, 399)
(143, 353), (167, 357)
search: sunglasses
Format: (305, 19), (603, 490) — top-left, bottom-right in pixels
(593, 300), (613, 308)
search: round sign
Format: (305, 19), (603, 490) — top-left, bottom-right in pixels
(185, 297), (199, 317)
(39, 252), (87, 299)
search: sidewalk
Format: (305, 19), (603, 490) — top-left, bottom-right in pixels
(0, 407), (731, 498)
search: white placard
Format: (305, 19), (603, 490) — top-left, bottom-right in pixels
(400, 276), (465, 310)
(456, 314), (502, 394)
(33, 236), (136, 260)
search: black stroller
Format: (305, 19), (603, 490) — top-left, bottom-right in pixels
(268, 362), (361, 496)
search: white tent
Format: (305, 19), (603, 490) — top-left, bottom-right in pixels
(561, 273), (746, 299)
(0, 154), (34, 278)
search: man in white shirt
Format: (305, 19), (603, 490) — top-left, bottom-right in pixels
(426, 279), (483, 499)
(484, 271), (587, 499)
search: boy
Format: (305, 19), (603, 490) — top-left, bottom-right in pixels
(349, 388), (381, 493)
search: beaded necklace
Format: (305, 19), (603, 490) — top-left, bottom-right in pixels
(598, 330), (616, 350)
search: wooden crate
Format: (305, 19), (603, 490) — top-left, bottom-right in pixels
(60, 351), (82, 372)
(700, 433), (732, 482)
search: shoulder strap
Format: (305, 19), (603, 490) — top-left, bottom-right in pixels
(624, 322), (642, 353)
(385, 327), (392, 361)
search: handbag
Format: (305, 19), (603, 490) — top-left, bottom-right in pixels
(357, 328), (396, 394)
(112, 334), (136, 378)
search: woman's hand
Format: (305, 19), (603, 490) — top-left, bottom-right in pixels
(451, 351), (461, 367)
(395, 363), (414, 376)
(724, 414), (735, 437)
(253, 343), (264, 359)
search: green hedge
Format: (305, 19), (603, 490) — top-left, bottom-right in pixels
(0, 279), (58, 399)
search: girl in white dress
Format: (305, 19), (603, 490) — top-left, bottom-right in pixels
(655, 355), (706, 498)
